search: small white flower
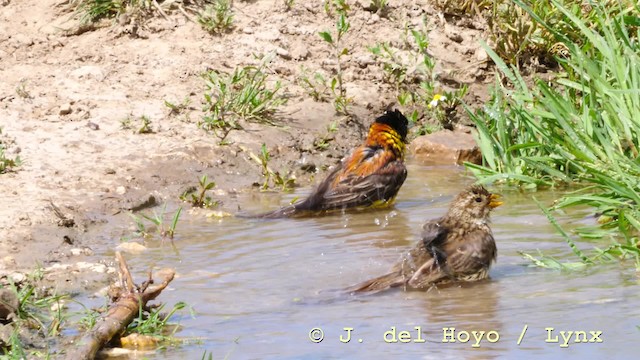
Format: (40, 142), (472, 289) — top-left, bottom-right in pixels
(428, 94), (447, 109)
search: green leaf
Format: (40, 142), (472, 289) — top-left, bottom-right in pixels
(318, 31), (333, 44)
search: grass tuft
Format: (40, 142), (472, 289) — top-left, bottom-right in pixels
(200, 57), (287, 143)
(467, 0), (640, 268)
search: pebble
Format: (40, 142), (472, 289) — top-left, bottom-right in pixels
(59, 103), (72, 115)
(116, 186), (126, 195)
(476, 47), (488, 62)
(70, 248), (94, 256)
(0, 288), (19, 320)
(116, 242), (148, 254)
(276, 47), (291, 60)
(355, 53), (376, 68)
(291, 43), (310, 60)
(445, 24), (464, 43)
(8, 272), (26, 284)
(367, 14), (380, 25)
(86, 121), (100, 130)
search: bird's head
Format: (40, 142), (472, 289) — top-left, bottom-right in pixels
(447, 185), (502, 224)
(373, 109), (409, 142)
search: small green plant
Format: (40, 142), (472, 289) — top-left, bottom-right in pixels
(283, 0), (294, 11)
(423, 85), (469, 132)
(369, 19), (471, 133)
(1, 267), (69, 357)
(76, 305), (102, 331)
(368, 0), (387, 14)
(164, 97), (191, 117)
(0, 129), (21, 174)
(198, 0), (234, 35)
(257, 144), (272, 191)
(75, 0), (126, 23)
(126, 301), (190, 341)
(15, 80), (32, 99)
(137, 115), (153, 134)
(319, 14), (353, 115)
(369, 22), (436, 100)
(247, 144), (295, 192)
(297, 67), (330, 102)
(368, 42), (408, 91)
(433, 0), (491, 17)
(130, 204), (182, 240)
(2, 326), (27, 359)
(180, 175), (220, 208)
(120, 114), (153, 133)
(323, 0), (350, 17)
(73, 0), (160, 25)
(314, 121), (338, 150)
(201, 59), (287, 143)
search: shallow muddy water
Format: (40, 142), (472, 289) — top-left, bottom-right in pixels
(104, 162), (640, 359)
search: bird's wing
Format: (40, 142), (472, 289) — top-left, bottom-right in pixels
(420, 219), (451, 273)
(318, 159), (407, 210)
(407, 230), (495, 289)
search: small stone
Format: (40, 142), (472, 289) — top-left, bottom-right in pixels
(70, 248), (93, 256)
(410, 130), (482, 165)
(212, 189), (227, 196)
(275, 47), (291, 60)
(367, 13), (380, 25)
(116, 186), (126, 195)
(0, 288), (19, 320)
(476, 47), (488, 62)
(86, 121), (99, 130)
(356, 0), (375, 11)
(291, 43), (310, 60)
(355, 53), (376, 68)
(8, 273), (25, 284)
(59, 103), (72, 115)
(121, 333), (159, 349)
(116, 242), (147, 254)
(445, 24), (464, 43)
(242, 27), (254, 34)
(105, 168), (116, 175)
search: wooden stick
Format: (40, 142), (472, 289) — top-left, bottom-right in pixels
(65, 252), (175, 360)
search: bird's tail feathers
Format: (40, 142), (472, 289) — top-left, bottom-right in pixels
(236, 204), (301, 219)
(346, 271), (404, 294)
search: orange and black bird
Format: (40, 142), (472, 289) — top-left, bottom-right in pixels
(351, 185), (502, 293)
(251, 109), (409, 218)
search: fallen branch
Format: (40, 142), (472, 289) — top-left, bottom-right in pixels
(65, 252), (175, 360)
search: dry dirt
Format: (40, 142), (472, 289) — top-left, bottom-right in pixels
(0, 0), (492, 293)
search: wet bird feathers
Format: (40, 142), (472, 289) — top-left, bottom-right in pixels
(351, 185), (500, 293)
(249, 110), (409, 218)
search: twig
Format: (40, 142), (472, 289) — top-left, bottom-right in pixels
(65, 252), (175, 360)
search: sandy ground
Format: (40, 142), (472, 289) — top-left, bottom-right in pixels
(0, 0), (492, 289)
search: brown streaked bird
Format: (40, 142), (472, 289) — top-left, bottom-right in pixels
(247, 109), (409, 218)
(351, 185), (502, 293)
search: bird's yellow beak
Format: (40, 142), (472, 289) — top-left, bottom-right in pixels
(489, 194), (503, 208)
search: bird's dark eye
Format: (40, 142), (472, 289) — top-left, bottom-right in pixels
(475, 197), (482, 203)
